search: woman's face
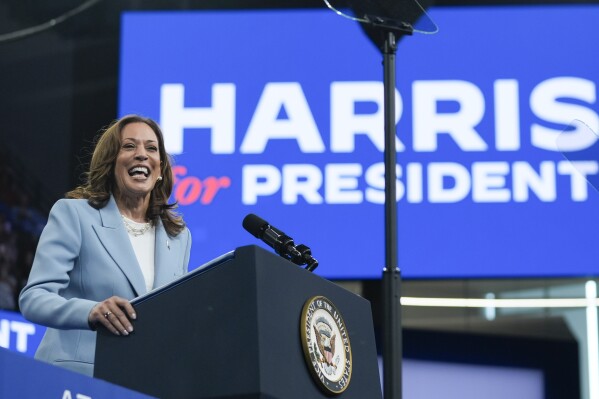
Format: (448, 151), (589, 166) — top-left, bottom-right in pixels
(113, 122), (162, 201)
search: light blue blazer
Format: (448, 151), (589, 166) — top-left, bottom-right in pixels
(19, 195), (191, 376)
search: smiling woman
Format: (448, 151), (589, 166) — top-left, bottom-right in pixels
(113, 122), (163, 218)
(18, 114), (192, 377)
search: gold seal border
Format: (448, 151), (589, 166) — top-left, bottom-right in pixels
(300, 295), (353, 395)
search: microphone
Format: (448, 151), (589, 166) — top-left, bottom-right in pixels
(242, 214), (315, 268)
(242, 214), (303, 264)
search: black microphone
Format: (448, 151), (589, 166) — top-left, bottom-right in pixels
(242, 214), (304, 265)
(295, 244), (319, 272)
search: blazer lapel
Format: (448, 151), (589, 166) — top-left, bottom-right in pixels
(93, 195), (147, 296)
(153, 220), (182, 288)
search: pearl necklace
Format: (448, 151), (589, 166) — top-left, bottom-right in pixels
(121, 214), (151, 237)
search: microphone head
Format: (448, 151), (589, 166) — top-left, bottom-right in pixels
(242, 214), (268, 238)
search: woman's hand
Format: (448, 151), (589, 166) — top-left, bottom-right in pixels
(88, 296), (136, 336)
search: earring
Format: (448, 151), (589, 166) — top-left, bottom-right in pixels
(157, 176), (163, 181)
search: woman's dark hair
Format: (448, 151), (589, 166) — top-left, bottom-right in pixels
(67, 114), (185, 236)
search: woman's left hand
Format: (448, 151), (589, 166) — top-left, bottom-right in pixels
(88, 296), (137, 336)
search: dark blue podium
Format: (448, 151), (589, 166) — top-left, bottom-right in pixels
(94, 245), (382, 398)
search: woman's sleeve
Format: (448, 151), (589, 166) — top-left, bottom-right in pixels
(182, 227), (192, 274)
(19, 200), (98, 330)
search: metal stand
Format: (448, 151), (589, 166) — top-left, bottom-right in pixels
(320, 5), (429, 397)
(382, 30), (403, 399)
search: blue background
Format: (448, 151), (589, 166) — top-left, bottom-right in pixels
(119, 6), (599, 279)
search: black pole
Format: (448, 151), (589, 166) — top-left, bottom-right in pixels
(382, 30), (402, 399)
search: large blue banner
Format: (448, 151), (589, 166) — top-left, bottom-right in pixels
(0, 309), (44, 357)
(119, 6), (599, 279)
(0, 347), (153, 398)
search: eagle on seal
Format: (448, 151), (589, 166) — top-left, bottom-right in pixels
(313, 324), (336, 366)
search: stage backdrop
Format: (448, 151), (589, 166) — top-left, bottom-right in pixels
(119, 6), (599, 279)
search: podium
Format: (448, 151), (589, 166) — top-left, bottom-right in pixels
(94, 245), (382, 398)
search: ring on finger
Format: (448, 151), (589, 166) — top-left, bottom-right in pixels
(104, 311), (112, 318)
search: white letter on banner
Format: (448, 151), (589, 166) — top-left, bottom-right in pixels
(0, 320), (9, 349)
(10, 321), (35, 353)
(240, 83), (324, 154)
(282, 164), (323, 204)
(406, 163), (424, 203)
(512, 161), (556, 202)
(494, 79), (521, 151)
(558, 160), (598, 201)
(365, 162), (385, 204)
(325, 164), (363, 204)
(428, 162), (471, 203)
(62, 391), (73, 399)
(530, 77), (599, 151)
(242, 165), (281, 204)
(160, 83), (236, 155)
(364, 163), (403, 204)
(413, 80), (488, 152)
(472, 162), (511, 202)
(330, 81), (404, 152)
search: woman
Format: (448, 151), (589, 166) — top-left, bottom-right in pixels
(19, 115), (191, 376)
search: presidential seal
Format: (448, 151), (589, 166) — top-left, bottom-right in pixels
(300, 296), (352, 395)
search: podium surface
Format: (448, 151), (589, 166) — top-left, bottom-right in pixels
(95, 245), (382, 398)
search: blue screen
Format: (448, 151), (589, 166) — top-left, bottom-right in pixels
(119, 6), (599, 279)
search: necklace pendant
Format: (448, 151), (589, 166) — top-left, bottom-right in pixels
(121, 214), (151, 236)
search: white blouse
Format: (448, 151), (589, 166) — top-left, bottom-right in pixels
(122, 216), (156, 292)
